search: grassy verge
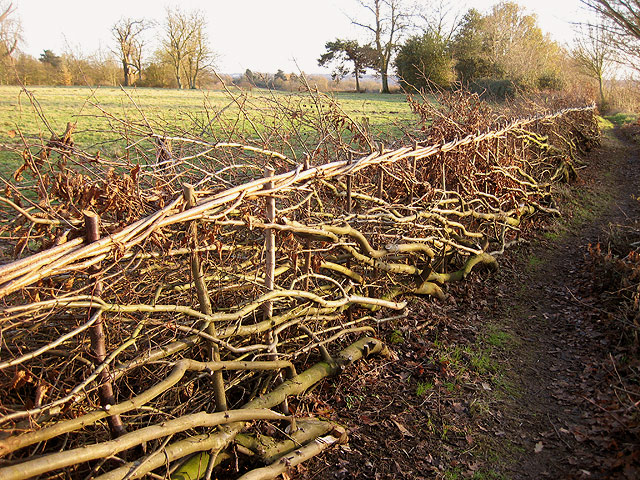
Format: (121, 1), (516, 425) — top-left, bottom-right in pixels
(603, 112), (639, 126)
(425, 125), (625, 478)
(529, 120), (619, 246)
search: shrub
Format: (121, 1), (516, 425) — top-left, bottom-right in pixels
(537, 70), (564, 91)
(468, 78), (517, 101)
(395, 33), (454, 91)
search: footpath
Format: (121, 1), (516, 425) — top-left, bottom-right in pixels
(297, 125), (640, 480)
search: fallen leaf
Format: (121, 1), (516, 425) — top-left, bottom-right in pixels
(391, 419), (414, 437)
(534, 441), (544, 453)
(573, 429), (589, 442)
(360, 415), (377, 425)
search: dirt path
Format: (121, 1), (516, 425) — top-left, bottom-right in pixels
(493, 128), (640, 478)
(296, 128), (639, 480)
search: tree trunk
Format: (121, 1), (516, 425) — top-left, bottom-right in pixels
(175, 67), (183, 89)
(381, 71), (390, 94)
(598, 75), (606, 111)
(355, 71), (361, 93)
(122, 60), (130, 87)
(379, 54), (390, 94)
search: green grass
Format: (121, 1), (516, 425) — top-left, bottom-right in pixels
(330, 91), (414, 130)
(445, 467), (507, 480)
(416, 381), (434, 396)
(0, 85), (415, 178)
(485, 328), (514, 349)
(444, 467), (464, 480)
(345, 394), (365, 410)
(597, 115), (615, 130)
(437, 344), (497, 377)
(389, 329), (404, 344)
(493, 374), (521, 399)
(542, 230), (561, 241)
(470, 350), (495, 374)
(604, 111), (639, 126)
(527, 254), (544, 270)
(0, 86), (414, 146)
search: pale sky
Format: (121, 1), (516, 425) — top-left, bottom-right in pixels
(13, 0), (593, 74)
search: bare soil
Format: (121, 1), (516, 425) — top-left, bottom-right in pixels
(291, 127), (640, 480)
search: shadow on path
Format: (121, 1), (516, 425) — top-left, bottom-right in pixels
(496, 128), (640, 479)
(297, 128), (639, 480)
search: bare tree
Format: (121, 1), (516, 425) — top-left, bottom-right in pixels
(573, 20), (617, 108)
(580, 0), (640, 68)
(0, 1), (21, 60)
(183, 14), (214, 90)
(482, 2), (563, 88)
(162, 7), (213, 90)
(130, 34), (146, 83)
(351, 0), (413, 93)
(162, 7), (192, 89)
(419, 0), (464, 44)
(112, 17), (151, 87)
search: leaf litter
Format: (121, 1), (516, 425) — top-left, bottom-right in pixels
(293, 127), (640, 479)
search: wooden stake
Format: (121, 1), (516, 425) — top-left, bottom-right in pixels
(411, 141), (418, 203)
(346, 154), (356, 325)
(346, 152), (353, 213)
(303, 156), (312, 291)
(377, 143), (385, 200)
(183, 185), (213, 316)
(377, 168), (384, 201)
(263, 166), (288, 414)
(84, 211), (126, 438)
(183, 184), (227, 412)
(263, 167), (276, 321)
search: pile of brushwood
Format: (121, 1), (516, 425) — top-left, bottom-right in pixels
(0, 86), (599, 479)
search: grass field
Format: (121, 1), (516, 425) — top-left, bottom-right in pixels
(0, 86), (415, 178)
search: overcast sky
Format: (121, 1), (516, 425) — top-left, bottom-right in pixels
(13, 0), (593, 74)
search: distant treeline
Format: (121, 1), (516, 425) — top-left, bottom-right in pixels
(0, 51), (348, 92)
(1, 0), (638, 110)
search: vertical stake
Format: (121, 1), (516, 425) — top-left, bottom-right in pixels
(377, 143), (385, 200)
(183, 184), (227, 412)
(84, 211), (126, 437)
(411, 141), (419, 204)
(263, 166), (288, 414)
(263, 166), (276, 321)
(346, 154), (354, 325)
(346, 152), (353, 214)
(303, 156), (312, 291)
(183, 185), (213, 315)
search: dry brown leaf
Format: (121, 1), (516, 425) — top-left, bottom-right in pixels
(10, 369), (33, 390)
(391, 419), (414, 437)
